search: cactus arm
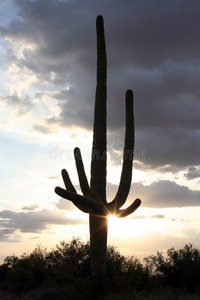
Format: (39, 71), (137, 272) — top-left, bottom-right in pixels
(110, 89), (135, 210)
(61, 169), (89, 213)
(74, 147), (90, 197)
(90, 15), (107, 205)
(116, 198), (141, 218)
(55, 187), (101, 210)
(61, 169), (76, 193)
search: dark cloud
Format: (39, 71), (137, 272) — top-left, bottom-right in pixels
(53, 180), (200, 211)
(1, 0), (200, 170)
(129, 180), (200, 208)
(135, 128), (200, 169)
(107, 180), (200, 209)
(108, 127), (200, 169)
(0, 209), (86, 234)
(184, 166), (200, 180)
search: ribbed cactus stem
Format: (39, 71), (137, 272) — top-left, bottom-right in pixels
(90, 15), (107, 206)
(89, 15), (108, 278)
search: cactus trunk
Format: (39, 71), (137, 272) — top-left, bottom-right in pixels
(89, 214), (107, 277)
(89, 15), (108, 277)
(90, 15), (107, 204)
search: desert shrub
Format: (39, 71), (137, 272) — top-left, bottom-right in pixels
(46, 240), (144, 299)
(0, 237), (162, 298)
(144, 243), (200, 292)
(0, 262), (10, 289)
(46, 237), (91, 287)
(0, 246), (48, 293)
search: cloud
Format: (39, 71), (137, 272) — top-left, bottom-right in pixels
(55, 198), (74, 211)
(33, 124), (53, 135)
(131, 214), (165, 220)
(0, 0), (200, 171)
(108, 127), (200, 170)
(131, 181), (200, 208)
(0, 209), (86, 234)
(107, 180), (200, 209)
(184, 166), (200, 180)
(135, 128), (200, 169)
(54, 179), (200, 211)
(151, 214), (165, 219)
(0, 229), (21, 243)
(0, 93), (33, 116)
(21, 204), (39, 211)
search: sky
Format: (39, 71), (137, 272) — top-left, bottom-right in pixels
(0, 0), (200, 263)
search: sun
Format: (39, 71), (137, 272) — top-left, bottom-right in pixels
(107, 212), (162, 239)
(107, 215), (136, 237)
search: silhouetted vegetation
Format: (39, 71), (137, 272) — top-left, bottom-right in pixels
(144, 243), (200, 293)
(0, 238), (200, 299)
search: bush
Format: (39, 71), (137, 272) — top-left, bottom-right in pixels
(46, 238), (91, 280)
(2, 239), (200, 298)
(144, 243), (200, 292)
(0, 246), (47, 294)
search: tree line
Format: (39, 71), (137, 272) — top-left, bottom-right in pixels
(0, 238), (200, 299)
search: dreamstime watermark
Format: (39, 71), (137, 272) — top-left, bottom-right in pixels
(48, 141), (148, 162)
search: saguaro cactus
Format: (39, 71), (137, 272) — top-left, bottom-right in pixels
(55, 15), (141, 277)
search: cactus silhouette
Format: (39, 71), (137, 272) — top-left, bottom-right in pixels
(55, 15), (141, 277)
